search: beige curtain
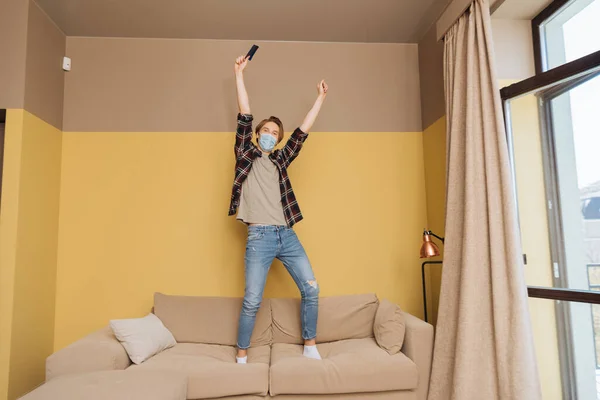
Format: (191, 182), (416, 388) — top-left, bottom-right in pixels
(428, 0), (542, 399)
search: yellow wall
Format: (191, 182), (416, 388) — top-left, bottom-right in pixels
(0, 110), (25, 400)
(53, 130), (428, 349)
(421, 116), (446, 326)
(504, 81), (563, 400)
(0, 109), (62, 399)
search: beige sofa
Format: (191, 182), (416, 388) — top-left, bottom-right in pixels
(45, 293), (433, 400)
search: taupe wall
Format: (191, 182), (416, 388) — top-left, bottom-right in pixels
(0, 0), (29, 109)
(417, 17), (536, 130)
(63, 38), (422, 132)
(418, 24), (445, 130)
(0, 0), (65, 129)
(24, 1), (66, 129)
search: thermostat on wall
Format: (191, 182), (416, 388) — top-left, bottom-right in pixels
(62, 56), (71, 71)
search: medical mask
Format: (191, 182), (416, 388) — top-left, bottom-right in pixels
(259, 134), (277, 152)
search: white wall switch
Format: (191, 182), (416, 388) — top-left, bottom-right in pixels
(62, 56), (71, 71)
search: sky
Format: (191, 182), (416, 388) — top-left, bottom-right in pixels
(562, 0), (600, 190)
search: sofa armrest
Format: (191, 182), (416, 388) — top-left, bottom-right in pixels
(46, 326), (131, 380)
(401, 312), (434, 400)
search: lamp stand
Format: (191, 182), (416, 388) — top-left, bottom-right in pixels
(422, 260), (443, 323)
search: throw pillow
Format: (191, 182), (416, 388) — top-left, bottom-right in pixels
(373, 299), (406, 355)
(109, 313), (176, 364)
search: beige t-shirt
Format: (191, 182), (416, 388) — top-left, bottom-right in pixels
(236, 154), (287, 226)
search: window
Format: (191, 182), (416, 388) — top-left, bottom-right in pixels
(502, 0), (600, 399)
(535, 0), (600, 72)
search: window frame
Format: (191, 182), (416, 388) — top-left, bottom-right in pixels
(501, 1), (600, 398)
(500, 17), (600, 304)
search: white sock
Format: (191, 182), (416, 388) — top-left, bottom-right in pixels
(303, 345), (322, 360)
(236, 356), (247, 364)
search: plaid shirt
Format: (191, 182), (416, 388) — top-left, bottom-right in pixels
(228, 113), (309, 227)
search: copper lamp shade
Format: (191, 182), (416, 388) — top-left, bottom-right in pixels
(420, 231), (441, 258)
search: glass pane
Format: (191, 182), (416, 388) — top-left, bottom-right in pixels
(506, 91), (556, 289)
(542, 0), (600, 71)
(550, 73), (600, 291)
(528, 297), (597, 399)
(592, 266), (600, 368)
(506, 72), (600, 292)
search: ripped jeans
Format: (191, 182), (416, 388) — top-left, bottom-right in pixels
(237, 225), (319, 349)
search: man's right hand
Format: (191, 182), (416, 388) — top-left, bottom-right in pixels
(235, 55), (251, 115)
(234, 55), (249, 75)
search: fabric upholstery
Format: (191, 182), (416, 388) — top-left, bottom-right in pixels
(271, 294), (378, 344)
(128, 343), (270, 399)
(271, 394), (416, 400)
(429, 1), (542, 399)
(401, 313), (434, 400)
(198, 393), (416, 400)
(19, 370), (186, 400)
(46, 327), (131, 381)
(269, 338), (417, 395)
(374, 299), (406, 355)
(43, 294), (432, 400)
(153, 293), (272, 347)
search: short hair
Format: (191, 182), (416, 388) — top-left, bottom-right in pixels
(255, 116), (284, 143)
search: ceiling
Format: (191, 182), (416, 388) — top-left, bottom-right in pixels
(35, 0), (453, 43)
(493, 0), (552, 19)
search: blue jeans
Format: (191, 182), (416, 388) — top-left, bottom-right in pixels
(237, 225), (319, 349)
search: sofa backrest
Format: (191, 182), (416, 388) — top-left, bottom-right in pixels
(153, 293), (272, 347)
(271, 293), (379, 344)
(154, 292), (379, 347)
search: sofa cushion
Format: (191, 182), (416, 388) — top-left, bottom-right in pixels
(271, 294), (379, 344)
(269, 338), (418, 395)
(19, 370), (187, 400)
(223, 393), (417, 400)
(373, 299), (406, 355)
(128, 343), (270, 399)
(252, 393), (417, 400)
(153, 293), (272, 346)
